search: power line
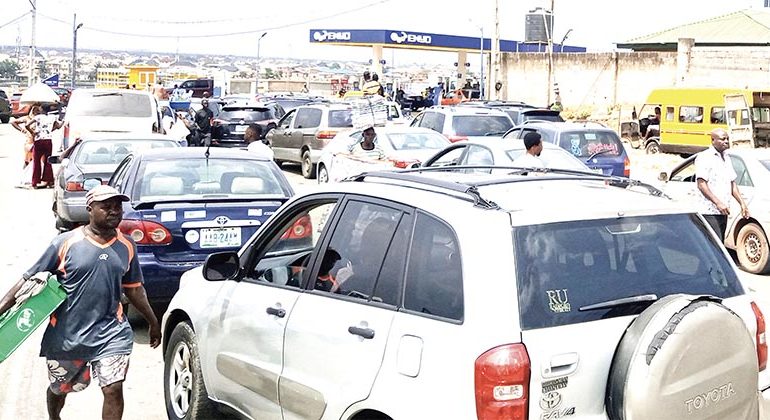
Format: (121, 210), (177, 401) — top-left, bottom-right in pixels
(0, 12), (30, 31)
(37, 0), (391, 39)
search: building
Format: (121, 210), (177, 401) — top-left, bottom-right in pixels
(96, 67), (129, 89)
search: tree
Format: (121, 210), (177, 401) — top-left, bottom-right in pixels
(0, 60), (20, 79)
(264, 67), (278, 79)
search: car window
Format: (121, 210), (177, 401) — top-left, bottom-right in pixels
(219, 108), (274, 121)
(452, 115), (512, 137)
(558, 130), (622, 158)
(679, 106), (704, 123)
(386, 132), (449, 151)
(514, 214), (742, 330)
(295, 108), (322, 129)
(710, 107), (726, 124)
(666, 106), (675, 121)
(670, 159), (696, 182)
(74, 140), (175, 165)
(249, 201), (339, 289)
(502, 128), (522, 140)
(404, 212), (463, 321)
(427, 146), (465, 167)
(420, 112), (446, 132)
(504, 147), (588, 171)
(279, 110), (295, 128)
(730, 156), (754, 187)
(180, 81), (194, 89)
(410, 113), (424, 127)
(314, 200), (405, 304)
(464, 145), (494, 165)
(68, 92), (153, 118)
(109, 155), (134, 190)
(327, 109), (353, 128)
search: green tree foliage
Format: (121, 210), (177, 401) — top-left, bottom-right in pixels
(0, 60), (20, 79)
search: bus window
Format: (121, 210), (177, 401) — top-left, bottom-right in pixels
(752, 107), (770, 123)
(710, 107), (725, 124)
(666, 106), (675, 121)
(679, 106), (704, 123)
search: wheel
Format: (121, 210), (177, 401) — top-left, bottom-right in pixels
(55, 215), (77, 232)
(301, 150), (316, 179)
(0, 115), (9, 124)
(644, 141), (660, 154)
(164, 322), (220, 420)
(606, 295), (758, 420)
(736, 223), (770, 274)
(317, 164), (329, 183)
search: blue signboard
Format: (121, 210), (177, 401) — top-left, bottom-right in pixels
(42, 74), (59, 87)
(309, 29), (585, 53)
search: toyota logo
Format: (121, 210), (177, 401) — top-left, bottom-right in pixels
(539, 391), (562, 410)
(215, 216), (230, 226)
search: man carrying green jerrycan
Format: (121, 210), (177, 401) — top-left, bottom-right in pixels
(0, 185), (161, 420)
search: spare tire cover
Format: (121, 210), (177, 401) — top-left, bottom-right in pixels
(606, 294), (759, 420)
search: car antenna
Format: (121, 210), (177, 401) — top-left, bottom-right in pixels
(205, 143), (211, 160)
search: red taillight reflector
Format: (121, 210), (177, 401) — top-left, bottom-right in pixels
(316, 130), (337, 140)
(280, 215), (313, 240)
(119, 220), (172, 245)
(624, 156), (631, 177)
(752, 302), (767, 371)
(65, 181), (84, 192)
(475, 343), (530, 420)
(389, 158), (419, 169)
(447, 135), (468, 143)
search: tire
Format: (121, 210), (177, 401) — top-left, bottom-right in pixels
(0, 115), (9, 124)
(164, 322), (220, 420)
(55, 215), (77, 232)
(606, 295), (758, 420)
(317, 164), (329, 183)
(736, 223), (770, 274)
(644, 140), (660, 154)
(301, 150), (316, 179)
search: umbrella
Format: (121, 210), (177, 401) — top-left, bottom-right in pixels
(20, 83), (60, 104)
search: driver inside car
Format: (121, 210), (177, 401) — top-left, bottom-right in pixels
(315, 248), (342, 293)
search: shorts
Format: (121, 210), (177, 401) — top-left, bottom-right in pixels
(46, 354), (130, 395)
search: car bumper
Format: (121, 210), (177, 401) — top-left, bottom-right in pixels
(58, 196), (89, 223)
(138, 253), (204, 304)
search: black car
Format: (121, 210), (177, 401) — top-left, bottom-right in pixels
(212, 102), (285, 147)
(261, 94), (325, 113)
(0, 90), (10, 123)
(458, 100), (563, 125)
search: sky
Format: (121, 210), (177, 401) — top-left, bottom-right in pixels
(0, 0), (762, 66)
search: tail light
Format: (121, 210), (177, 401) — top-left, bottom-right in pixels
(65, 181), (86, 192)
(623, 155), (631, 177)
(62, 123), (70, 148)
(752, 302), (767, 371)
(315, 130), (337, 142)
(447, 135), (468, 142)
(280, 215), (313, 240)
(389, 158), (419, 169)
(119, 220), (172, 245)
(475, 344), (530, 420)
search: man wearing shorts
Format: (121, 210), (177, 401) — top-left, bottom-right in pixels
(0, 185), (161, 420)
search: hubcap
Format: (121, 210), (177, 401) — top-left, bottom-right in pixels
(745, 233), (763, 264)
(169, 341), (192, 418)
(303, 155), (311, 176)
(319, 167), (328, 183)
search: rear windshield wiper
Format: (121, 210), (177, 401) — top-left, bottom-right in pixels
(579, 294), (658, 311)
(484, 131), (508, 136)
(93, 93), (122, 98)
(585, 149), (612, 161)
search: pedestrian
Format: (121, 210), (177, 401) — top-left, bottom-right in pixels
(432, 81), (444, 106)
(694, 128), (750, 240)
(513, 132), (545, 168)
(194, 98), (214, 147)
(372, 73), (384, 96)
(362, 71), (381, 95)
(301, 83), (309, 94)
(131, 84), (137, 90)
(11, 108), (36, 188)
(25, 104), (61, 189)
(244, 124), (274, 159)
(0, 185), (161, 420)
(350, 126), (383, 158)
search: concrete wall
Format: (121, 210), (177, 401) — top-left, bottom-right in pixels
(501, 47), (770, 114)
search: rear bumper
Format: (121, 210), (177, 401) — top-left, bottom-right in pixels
(58, 196), (88, 223)
(138, 253), (204, 304)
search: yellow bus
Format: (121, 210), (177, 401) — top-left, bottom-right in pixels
(638, 87), (770, 155)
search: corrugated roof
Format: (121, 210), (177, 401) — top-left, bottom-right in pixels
(619, 9), (770, 49)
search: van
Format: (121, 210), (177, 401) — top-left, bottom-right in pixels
(62, 89), (162, 150)
(636, 87), (770, 155)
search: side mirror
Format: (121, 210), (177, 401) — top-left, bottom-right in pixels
(203, 251), (240, 281)
(48, 156), (60, 164)
(658, 172), (669, 182)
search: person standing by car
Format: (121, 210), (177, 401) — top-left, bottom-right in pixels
(513, 132), (545, 168)
(11, 105), (36, 187)
(351, 126), (384, 158)
(432, 81), (444, 106)
(194, 99), (214, 147)
(25, 104), (61, 189)
(695, 128), (750, 239)
(245, 124), (274, 159)
(0, 185), (161, 420)
(362, 71), (381, 96)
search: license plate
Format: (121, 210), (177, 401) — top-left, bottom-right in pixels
(199, 227), (241, 248)
(590, 167), (604, 174)
(234, 125), (247, 133)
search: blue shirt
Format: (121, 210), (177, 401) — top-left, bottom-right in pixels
(25, 227), (143, 360)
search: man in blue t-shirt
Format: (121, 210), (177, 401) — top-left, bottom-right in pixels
(0, 185), (161, 420)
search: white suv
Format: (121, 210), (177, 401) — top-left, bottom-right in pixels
(409, 105), (514, 142)
(161, 168), (769, 420)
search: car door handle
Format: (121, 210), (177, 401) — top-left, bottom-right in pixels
(348, 326), (375, 339)
(266, 307), (286, 318)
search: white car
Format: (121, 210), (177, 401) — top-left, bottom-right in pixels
(162, 168), (769, 420)
(660, 148), (770, 274)
(316, 126), (450, 183)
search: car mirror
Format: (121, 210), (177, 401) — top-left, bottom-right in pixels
(658, 172), (669, 182)
(203, 251), (240, 281)
(48, 155), (60, 164)
(83, 178), (102, 190)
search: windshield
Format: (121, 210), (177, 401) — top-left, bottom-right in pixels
(504, 147), (587, 170)
(220, 109), (274, 121)
(386, 132), (450, 151)
(69, 92), (152, 118)
(328, 109), (354, 128)
(558, 130), (623, 158)
(514, 214), (742, 330)
(138, 158), (287, 200)
(74, 140), (176, 165)
(452, 115), (513, 137)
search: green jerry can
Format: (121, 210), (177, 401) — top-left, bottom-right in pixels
(0, 275), (67, 363)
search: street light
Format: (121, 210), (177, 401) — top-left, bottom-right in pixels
(559, 29), (573, 53)
(71, 13), (83, 89)
(255, 32), (267, 95)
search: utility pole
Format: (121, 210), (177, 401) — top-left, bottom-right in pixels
(255, 32), (267, 95)
(72, 14), (83, 89)
(491, 0), (500, 100)
(479, 27), (485, 101)
(545, 0), (555, 107)
(28, 0), (37, 86)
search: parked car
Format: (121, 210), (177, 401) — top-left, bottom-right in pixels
(409, 106), (514, 142)
(50, 135), (179, 231)
(459, 101), (564, 125)
(177, 79), (215, 98)
(659, 148), (770, 274)
(161, 168), (768, 420)
(10, 92), (29, 118)
(0, 90), (10, 123)
(260, 93), (326, 112)
(109, 147), (295, 307)
(62, 89), (163, 150)
(504, 121), (631, 177)
(317, 126), (450, 183)
(212, 102), (285, 147)
(267, 102), (354, 178)
(421, 138), (592, 172)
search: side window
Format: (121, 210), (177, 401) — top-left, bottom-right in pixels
(109, 156), (133, 189)
(295, 108), (322, 129)
(503, 128), (522, 139)
(195, 80), (210, 89)
(279, 110), (295, 129)
(710, 107), (726, 124)
(464, 145), (494, 165)
(404, 213), (463, 321)
(670, 160), (696, 182)
(315, 201), (405, 303)
(248, 201), (339, 289)
(679, 106), (704, 123)
(429, 146), (466, 167)
(180, 81), (194, 89)
(730, 156), (754, 187)
(665, 106), (675, 121)
(420, 112), (446, 132)
(410, 113), (424, 127)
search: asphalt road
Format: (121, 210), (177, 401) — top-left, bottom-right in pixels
(0, 123), (768, 419)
